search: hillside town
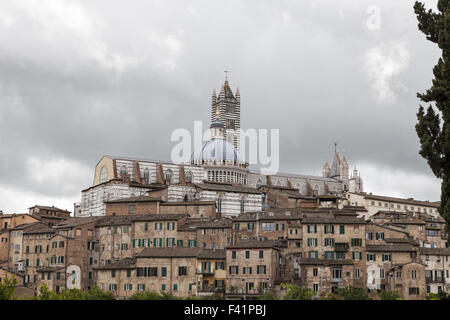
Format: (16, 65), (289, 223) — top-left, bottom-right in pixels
(1, 77), (449, 300)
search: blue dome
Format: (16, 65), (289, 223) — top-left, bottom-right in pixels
(191, 138), (243, 163)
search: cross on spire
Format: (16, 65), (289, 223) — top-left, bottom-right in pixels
(224, 66), (229, 80)
(334, 141), (338, 153)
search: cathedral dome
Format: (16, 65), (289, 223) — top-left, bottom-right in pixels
(191, 138), (243, 164)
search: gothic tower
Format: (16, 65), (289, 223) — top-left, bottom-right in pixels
(211, 74), (241, 151)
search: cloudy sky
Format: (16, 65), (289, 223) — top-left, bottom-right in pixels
(0, 0), (442, 213)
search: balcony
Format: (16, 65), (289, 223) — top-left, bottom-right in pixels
(331, 278), (342, 283)
(334, 243), (349, 252)
(426, 277), (444, 283)
(196, 269), (214, 276)
(198, 285), (225, 293)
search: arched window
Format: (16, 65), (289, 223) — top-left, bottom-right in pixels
(164, 169), (173, 184)
(120, 165), (127, 176)
(144, 168), (150, 184)
(186, 170), (193, 183)
(100, 166), (108, 183)
(256, 178), (263, 189)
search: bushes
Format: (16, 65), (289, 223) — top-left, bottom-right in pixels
(259, 291), (278, 300)
(0, 272), (18, 300)
(335, 286), (371, 300)
(281, 283), (316, 300)
(129, 290), (178, 300)
(379, 290), (400, 300)
(30, 283), (116, 300)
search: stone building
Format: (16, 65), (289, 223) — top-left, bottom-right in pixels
(6, 222), (47, 273)
(21, 217), (100, 293)
(226, 240), (284, 298)
(386, 261), (427, 300)
(299, 258), (357, 294)
(95, 248), (225, 299)
(345, 192), (440, 219)
(419, 247), (450, 295)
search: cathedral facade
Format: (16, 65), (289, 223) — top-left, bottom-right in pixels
(77, 76), (363, 217)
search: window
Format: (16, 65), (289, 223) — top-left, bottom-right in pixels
(111, 270), (116, 278)
(257, 265), (266, 274)
(229, 266), (239, 274)
(365, 232), (373, 240)
(259, 250), (264, 259)
(161, 284), (166, 291)
(313, 268), (318, 277)
(380, 269), (385, 279)
(354, 268), (360, 279)
(367, 253), (376, 261)
(109, 284), (117, 291)
(375, 232), (384, 240)
(185, 170), (193, 183)
(245, 251), (250, 259)
(232, 251), (237, 259)
(324, 225), (334, 234)
(324, 238), (335, 247)
(144, 168), (150, 184)
(307, 225), (317, 233)
(313, 284), (319, 292)
(335, 252), (346, 259)
(128, 205), (135, 214)
(144, 223), (148, 231)
(149, 267), (158, 277)
(173, 284), (178, 291)
(124, 283), (133, 291)
(409, 287), (420, 295)
(137, 284), (146, 291)
(127, 270), (131, 277)
(332, 268), (342, 281)
(164, 169), (173, 183)
(307, 238), (318, 247)
(262, 223), (275, 232)
(308, 251), (318, 259)
(411, 270), (417, 279)
(339, 225), (345, 234)
(243, 267), (252, 274)
(396, 271), (402, 278)
(178, 266), (187, 276)
(248, 223), (254, 230)
(59, 241), (64, 248)
(351, 238), (362, 247)
(100, 166), (108, 183)
(382, 253), (392, 262)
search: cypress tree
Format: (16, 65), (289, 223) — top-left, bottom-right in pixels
(414, 1), (450, 238)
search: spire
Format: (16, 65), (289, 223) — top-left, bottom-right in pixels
(212, 89), (217, 105)
(236, 87), (240, 96)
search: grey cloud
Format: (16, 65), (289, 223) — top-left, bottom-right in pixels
(0, 0), (442, 211)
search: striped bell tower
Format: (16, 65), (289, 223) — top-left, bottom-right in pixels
(211, 73), (241, 152)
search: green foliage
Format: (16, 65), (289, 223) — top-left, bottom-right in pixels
(427, 293), (440, 300)
(414, 0), (450, 238)
(335, 286), (371, 300)
(259, 291), (278, 300)
(318, 292), (342, 300)
(32, 283), (60, 300)
(129, 290), (178, 300)
(0, 272), (18, 300)
(281, 283), (316, 300)
(428, 292), (450, 300)
(379, 290), (400, 300)
(30, 283), (116, 300)
(84, 286), (116, 300)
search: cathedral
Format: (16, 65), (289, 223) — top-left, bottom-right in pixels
(77, 76), (363, 217)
